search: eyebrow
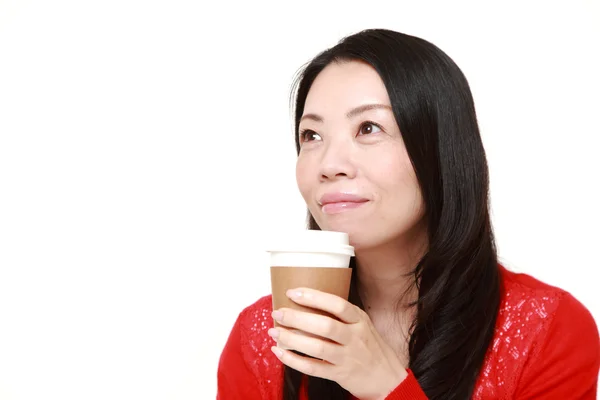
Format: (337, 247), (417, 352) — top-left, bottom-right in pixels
(300, 103), (392, 123)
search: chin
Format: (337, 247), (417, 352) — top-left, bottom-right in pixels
(316, 220), (380, 250)
(347, 232), (386, 252)
(318, 217), (424, 253)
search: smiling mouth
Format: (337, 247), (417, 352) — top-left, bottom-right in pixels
(320, 200), (368, 215)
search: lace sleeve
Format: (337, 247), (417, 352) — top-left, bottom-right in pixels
(217, 311), (263, 399)
(514, 292), (599, 399)
(238, 295), (283, 400)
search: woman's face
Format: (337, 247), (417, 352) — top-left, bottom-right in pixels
(296, 60), (425, 250)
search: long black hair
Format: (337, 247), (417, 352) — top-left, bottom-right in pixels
(284, 29), (501, 400)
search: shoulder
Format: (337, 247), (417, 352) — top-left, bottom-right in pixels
(236, 295), (283, 391)
(220, 294), (273, 363)
(499, 265), (596, 329)
(236, 294), (277, 359)
(218, 295), (280, 399)
(499, 265), (598, 357)
(238, 294), (274, 324)
(473, 265), (599, 398)
(500, 265), (567, 315)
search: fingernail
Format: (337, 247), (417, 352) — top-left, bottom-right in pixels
(286, 289), (302, 299)
(268, 328), (279, 338)
(272, 310), (283, 321)
(271, 346), (283, 358)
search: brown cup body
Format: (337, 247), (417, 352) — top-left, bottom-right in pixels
(270, 266), (352, 328)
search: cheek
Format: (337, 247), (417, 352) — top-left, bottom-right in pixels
(295, 156), (312, 201)
(377, 151), (423, 211)
(398, 172), (424, 219)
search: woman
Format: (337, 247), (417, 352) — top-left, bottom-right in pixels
(217, 29), (599, 399)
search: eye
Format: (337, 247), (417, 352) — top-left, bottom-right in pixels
(299, 130), (322, 143)
(358, 122), (382, 136)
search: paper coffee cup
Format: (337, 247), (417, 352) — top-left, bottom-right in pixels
(267, 230), (354, 349)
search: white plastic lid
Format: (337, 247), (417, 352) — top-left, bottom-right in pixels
(266, 230), (355, 257)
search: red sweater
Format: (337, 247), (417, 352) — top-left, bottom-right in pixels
(217, 267), (599, 399)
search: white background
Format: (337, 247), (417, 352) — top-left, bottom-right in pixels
(0, 1), (598, 399)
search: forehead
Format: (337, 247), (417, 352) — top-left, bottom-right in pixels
(304, 60), (391, 113)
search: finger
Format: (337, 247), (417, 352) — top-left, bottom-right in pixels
(270, 345), (334, 380)
(286, 288), (361, 324)
(269, 327), (343, 364)
(272, 308), (350, 345)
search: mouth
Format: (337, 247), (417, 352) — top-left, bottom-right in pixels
(318, 192), (369, 215)
(321, 201), (368, 214)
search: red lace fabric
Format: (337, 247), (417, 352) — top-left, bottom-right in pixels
(221, 266), (599, 399)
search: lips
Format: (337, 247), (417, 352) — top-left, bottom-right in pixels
(318, 192), (369, 215)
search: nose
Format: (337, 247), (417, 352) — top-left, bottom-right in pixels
(319, 140), (357, 181)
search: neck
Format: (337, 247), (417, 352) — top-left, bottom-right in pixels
(354, 232), (426, 314)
